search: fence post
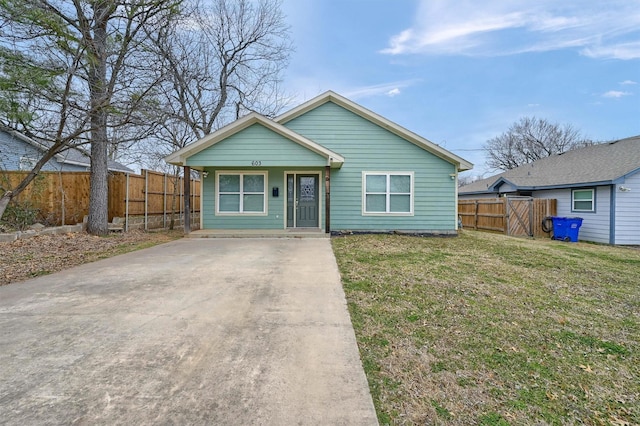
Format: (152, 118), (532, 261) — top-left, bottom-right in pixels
(163, 173), (167, 229)
(184, 166), (191, 233)
(474, 200), (478, 230)
(125, 173), (130, 232)
(144, 169), (148, 231)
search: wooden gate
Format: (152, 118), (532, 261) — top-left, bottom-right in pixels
(459, 197), (557, 238)
(507, 197), (534, 237)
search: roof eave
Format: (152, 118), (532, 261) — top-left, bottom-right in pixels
(164, 112), (345, 167)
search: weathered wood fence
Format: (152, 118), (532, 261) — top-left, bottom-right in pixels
(2, 170), (200, 229)
(458, 197), (557, 238)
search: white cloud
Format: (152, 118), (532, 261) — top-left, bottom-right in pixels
(602, 90), (632, 98)
(381, 0), (640, 60)
(343, 80), (419, 100)
(620, 80), (638, 85)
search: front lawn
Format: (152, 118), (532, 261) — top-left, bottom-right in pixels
(332, 231), (639, 425)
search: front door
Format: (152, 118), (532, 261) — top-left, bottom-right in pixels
(287, 174), (319, 228)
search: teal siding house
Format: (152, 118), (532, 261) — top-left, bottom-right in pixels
(165, 91), (472, 234)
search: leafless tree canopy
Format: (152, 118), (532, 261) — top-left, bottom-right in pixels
(122, 0), (292, 172)
(484, 117), (595, 171)
(0, 0), (292, 232)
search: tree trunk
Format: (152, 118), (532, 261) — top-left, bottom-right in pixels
(86, 2), (111, 236)
(0, 191), (12, 221)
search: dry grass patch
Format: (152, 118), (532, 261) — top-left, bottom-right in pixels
(1, 230), (183, 285)
(332, 231), (639, 425)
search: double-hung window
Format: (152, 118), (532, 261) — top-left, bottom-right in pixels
(572, 188), (594, 212)
(216, 172), (267, 215)
(363, 172), (413, 215)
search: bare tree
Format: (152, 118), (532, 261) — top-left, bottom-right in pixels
(115, 0), (292, 227)
(484, 117), (595, 171)
(0, 0), (178, 234)
(151, 0), (291, 138)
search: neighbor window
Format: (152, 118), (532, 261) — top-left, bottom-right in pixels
(216, 172), (267, 214)
(19, 156), (37, 171)
(363, 172), (413, 215)
(572, 188), (594, 212)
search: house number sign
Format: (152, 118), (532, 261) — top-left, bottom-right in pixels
(251, 160), (262, 166)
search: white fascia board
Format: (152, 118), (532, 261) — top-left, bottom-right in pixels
(164, 112), (344, 167)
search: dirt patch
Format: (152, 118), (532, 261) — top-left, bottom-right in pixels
(0, 230), (182, 286)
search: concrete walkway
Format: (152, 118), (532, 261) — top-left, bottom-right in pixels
(0, 238), (377, 425)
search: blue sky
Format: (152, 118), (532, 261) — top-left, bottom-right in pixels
(280, 0), (640, 177)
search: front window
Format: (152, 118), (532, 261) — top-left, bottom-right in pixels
(216, 172), (267, 214)
(572, 188), (594, 212)
(363, 172), (413, 215)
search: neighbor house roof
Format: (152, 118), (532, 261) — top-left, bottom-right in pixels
(164, 112), (345, 168)
(276, 91), (473, 172)
(3, 127), (134, 173)
(460, 135), (640, 195)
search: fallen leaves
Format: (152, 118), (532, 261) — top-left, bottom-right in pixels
(0, 230), (181, 285)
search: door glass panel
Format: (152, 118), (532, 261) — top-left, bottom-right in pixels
(219, 194), (240, 211)
(390, 194), (410, 212)
(366, 175), (386, 192)
(366, 194), (386, 212)
(243, 174), (264, 192)
(390, 175), (410, 193)
(219, 175), (240, 192)
(299, 177), (315, 202)
(243, 194), (264, 212)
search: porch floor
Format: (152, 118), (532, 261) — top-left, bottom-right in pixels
(186, 228), (329, 239)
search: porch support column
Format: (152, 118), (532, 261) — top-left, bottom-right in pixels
(325, 165), (331, 234)
(183, 166), (191, 234)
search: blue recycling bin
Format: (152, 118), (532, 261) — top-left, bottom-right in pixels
(551, 217), (583, 242)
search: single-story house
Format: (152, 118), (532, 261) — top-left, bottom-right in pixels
(165, 91), (472, 234)
(0, 126), (133, 173)
(459, 135), (640, 245)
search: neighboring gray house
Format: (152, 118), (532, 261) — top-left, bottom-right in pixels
(459, 136), (640, 245)
(0, 127), (133, 173)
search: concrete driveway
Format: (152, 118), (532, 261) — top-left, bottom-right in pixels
(0, 238), (378, 425)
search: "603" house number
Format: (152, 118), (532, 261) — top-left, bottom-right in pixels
(251, 160), (262, 166)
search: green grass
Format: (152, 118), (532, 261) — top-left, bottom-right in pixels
(332, 230), (640, 425)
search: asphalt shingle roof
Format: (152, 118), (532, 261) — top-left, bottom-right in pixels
(460, 135), (640, 194)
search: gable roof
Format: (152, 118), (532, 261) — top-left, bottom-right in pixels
(164, 112), (345, 168)
(276, 91), (473, 172)
(2, 127), (134, 173)
(460, 135), (640, 194)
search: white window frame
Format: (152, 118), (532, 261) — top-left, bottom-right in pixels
(572, 188), (595, 212)
(19, 156), (38, 171)
(215, 171), (268, 216)
(362, 171), (414, 216)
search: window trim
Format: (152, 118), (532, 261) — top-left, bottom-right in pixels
(362, 171), (414, 216)
(19, 156), (38, 171)
(215, 171), (268, 216)
(571, 188), (595, 213)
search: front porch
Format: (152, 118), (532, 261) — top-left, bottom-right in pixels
(185, 228), (328, 239)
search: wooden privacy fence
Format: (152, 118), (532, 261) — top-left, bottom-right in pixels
(458, 197), (557, 238)
(2, 170), (200, 229)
